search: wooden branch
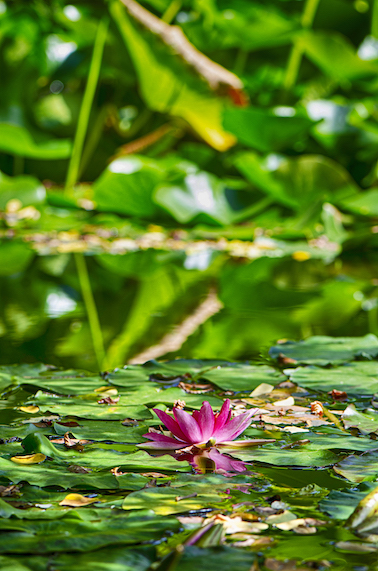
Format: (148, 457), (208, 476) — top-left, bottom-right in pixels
(118, 0), (243, 90)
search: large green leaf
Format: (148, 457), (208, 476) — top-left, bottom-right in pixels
(285, 362), (378, 396)
(224, 107), (313, 153)
(269, 335), (378, 365)
(0, 123), (71, 159)
(300, 31), (378, 81)
(93, 156), (165, 217)
(233, 153), (358, 211)
(0, 171), (46, 209)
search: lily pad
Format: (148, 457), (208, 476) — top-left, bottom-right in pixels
(270, 335), (378, 365)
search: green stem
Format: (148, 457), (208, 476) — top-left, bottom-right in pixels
(162, 0), (182, 24)
(78, 104), (109, 179)
(372, 0), (378, 38)
(13, 155), (24, 176)
(65, 17), (109, 191)
(283, 0), (320, 92)
(234, 48), (248, 76)
(232, 196), (275, 223)
(74, 253), (105, 371)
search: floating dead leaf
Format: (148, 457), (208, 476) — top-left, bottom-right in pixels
(67, 465), (91, 474)
(141, 472), (168, 478)
(59, 493), (98, 507)
(98, 396), (120, 405)
(18, 406), (39, 414)
(274, 517), (326, 531)
(272, 397), (295, 407)
(121, 418), (138, 426)
(11, 453), (46, 465)
(250, 383), (274, 397)
(283, 426), (309, 433)
(178, 381), (213, 394)
(0, 484), (20, 497)
(177, 515), (204, 526)
(277, 354), (298, 366)
(111, 467), (124, 476)
(55, 421), (80, 427)
(94, 386), (118, 397)
(310, 401), (324, 417)
(233, 536), (273, 548)
(329, 389), (348, 401)
(264, 558), (314, 571)
(210, 514), (268, 534)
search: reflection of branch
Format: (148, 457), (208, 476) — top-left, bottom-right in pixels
(111, 123), (181, 160)
(119, 0), (243, 90)
(128, 290), (223, 364)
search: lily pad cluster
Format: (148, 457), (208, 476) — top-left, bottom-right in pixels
(2, 335), (378, 569)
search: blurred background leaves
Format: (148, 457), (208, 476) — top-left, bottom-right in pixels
(0, 0), (378, 371)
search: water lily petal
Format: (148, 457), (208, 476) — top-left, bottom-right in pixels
(214, 410), (254, 442)
(139, 432), (188, 449)
(195, 401), (215, 441)
(153, 408), (188, 442)
(214, 399), (231, 433)
(173, 407), (203, 444)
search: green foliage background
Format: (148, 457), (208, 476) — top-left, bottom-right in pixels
(1, 0), (378, 371)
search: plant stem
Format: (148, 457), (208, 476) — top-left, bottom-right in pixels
(283, 0), (320, 92)
(74, 253), (105, 370)
(65, 17), (109, 191)
(234, 48), (248, 76)
(78, 104), (110, 179)
(13, 155), (24, 176)
(372, 0), (378, 38)
(162, 0), (182, 24)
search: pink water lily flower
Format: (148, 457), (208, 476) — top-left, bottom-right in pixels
(141, 399), (256, 450)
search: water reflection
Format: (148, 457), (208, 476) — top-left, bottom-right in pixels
(174, 446), (248, 474)
(0, 254), (376, 371)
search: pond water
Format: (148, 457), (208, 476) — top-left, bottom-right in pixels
(1, 246), (376, 372)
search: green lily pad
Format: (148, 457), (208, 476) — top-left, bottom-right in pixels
(270, 335), (378, 365)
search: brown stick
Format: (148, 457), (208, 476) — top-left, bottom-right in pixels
(119, 0), (243, 90)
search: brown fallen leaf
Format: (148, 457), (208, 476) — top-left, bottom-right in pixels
(11, 453), (46, 465)
(141, 472), (168, 478)
(59, 493), (98, 507)
(0, 484), (20, 497)
(67, 465), (91, 474)
(329, 389), (348, 401)
(111, 467), (124, 476)
(310, 401), (324, 417)
(98, 396), (120, 405)
(277, 353), (298, 366)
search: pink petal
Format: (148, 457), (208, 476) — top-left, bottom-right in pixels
(214, 399), (231, 432)
(173, 408), (203, 444)
(213, 411), (253, 442)
(153, 408), (188, 442)
(140, 432), (188, 449)
(195, 401), (215, 442)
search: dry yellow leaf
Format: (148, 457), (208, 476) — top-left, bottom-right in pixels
(18, 406), (39, 414)
(272, 396), (295, 407)
(59, 493), (98, 507)
(11, 453), (46, 465)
